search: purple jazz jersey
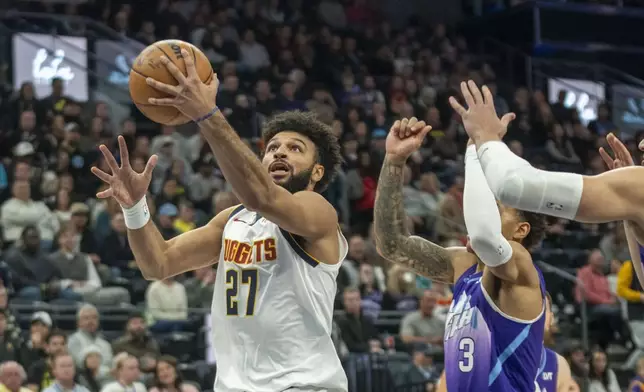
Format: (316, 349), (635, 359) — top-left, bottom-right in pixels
(444, 265), (546, 392)
(536, 348), (558, 392)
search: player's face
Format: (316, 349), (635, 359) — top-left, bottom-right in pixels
(263, 131), (324, 193)
(498, 204), (531, 243)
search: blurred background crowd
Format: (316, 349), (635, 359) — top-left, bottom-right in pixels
(0, 0), (641, 391)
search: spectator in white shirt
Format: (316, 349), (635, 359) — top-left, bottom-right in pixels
(67, 305), (113, 375)
(145, 278), (189, 333)
(239, 29), (270, 72)
(1, 180), (58, 247)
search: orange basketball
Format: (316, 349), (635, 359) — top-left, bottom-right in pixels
(129, 40), (213, 126)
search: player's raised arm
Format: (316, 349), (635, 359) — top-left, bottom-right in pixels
(598, 134), (644, 288)
(145, 49), (337, 240)
(373, 118), (471, 284)
(91, 136), (235, 280)
(463, 138), (538, 285)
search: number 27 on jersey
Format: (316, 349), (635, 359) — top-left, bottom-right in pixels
(225, 268), (259, 316)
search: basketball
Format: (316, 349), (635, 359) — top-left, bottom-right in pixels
(129, 40), (214, 125)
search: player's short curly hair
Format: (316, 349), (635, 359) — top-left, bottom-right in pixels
(516, 210), (548, 250)
(261, 111), (342, 192)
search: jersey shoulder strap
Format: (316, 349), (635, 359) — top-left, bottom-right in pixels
(226, 205), (245, 222)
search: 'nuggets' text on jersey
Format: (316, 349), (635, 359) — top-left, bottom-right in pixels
(444, 265), (546, 392)
(222, 238), (277, 264)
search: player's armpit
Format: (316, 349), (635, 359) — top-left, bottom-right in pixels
(483, 241), (540, 287)
(131, 205), (238, 279)
(249, 188), (338, 240)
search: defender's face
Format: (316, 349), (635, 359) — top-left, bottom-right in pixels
(262, 131), (324, 192)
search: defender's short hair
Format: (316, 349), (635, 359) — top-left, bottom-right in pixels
(261, 111), (342, 192)
(517, 210), (548, 250)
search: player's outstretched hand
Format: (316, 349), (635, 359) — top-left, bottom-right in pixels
(385, 117), (432, 163)
(449, 80), (516, 144)
(91, 136), (157, 208)
(599, 132), (635, 170)
(145, 49), (220, 121)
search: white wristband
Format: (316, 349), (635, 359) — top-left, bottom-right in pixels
(122, 196), (150, 230)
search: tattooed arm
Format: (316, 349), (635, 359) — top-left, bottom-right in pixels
(374, 155), (473, 284)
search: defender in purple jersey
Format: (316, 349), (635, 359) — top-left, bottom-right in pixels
(374, 118), (549, 392)
(537, 293), (578, 392)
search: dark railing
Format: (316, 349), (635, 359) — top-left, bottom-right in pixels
(538, 261), (589, 351)
(1, 10), (128, 41)
(342, 354), (430, 392)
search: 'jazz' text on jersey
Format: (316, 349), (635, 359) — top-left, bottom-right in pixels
(445, 292), (477, 340)
(223, 238), (277, 265)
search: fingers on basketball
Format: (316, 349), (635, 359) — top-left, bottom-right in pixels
(181, 49), (198, 81)
(160, 55), (187, 86)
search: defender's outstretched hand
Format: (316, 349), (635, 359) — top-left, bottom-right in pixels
(91, 136), (157, 208)
(145, 49), (220, 121)
(385, 117), (432, 163)
(599, 133), (635, 170)
(449, 80), (515, 144)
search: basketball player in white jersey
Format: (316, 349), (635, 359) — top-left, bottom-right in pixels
(448, 80), (644, 288)
(91, 49), (347, 391)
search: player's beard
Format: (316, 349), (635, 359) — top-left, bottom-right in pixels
(281, 165), (314, 193)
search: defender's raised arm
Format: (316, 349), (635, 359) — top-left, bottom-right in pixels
(373, 118), (471, 283)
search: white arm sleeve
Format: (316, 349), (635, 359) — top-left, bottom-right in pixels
(464, 145), (513, 267)
(477, 141), (583, 220)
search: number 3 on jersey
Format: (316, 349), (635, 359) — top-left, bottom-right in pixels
(459, 337), (474, 372)
(226, 268), (259, 316)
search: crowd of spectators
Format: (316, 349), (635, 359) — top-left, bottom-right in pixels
(0, 0), (643, 391)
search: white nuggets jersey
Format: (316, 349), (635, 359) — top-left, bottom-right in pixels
(211, 205), (349, 392)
